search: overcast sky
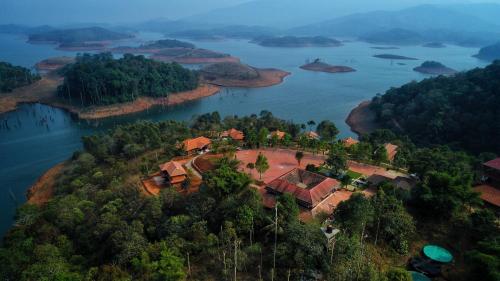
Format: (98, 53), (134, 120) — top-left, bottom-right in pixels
(1, 0), (499, 25)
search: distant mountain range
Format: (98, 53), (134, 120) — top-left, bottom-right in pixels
(290, 4), (500, 46)
(28, 27), (133, 44)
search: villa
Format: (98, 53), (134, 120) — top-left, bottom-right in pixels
(181, 136), (212, 155)
(305, 131), (320, 140)
(221, 128), (245, 141)
(270, 130), (286, 140)
(474, 158), (500, 209)
(159, 161), (187, 185)
(343, 137), (359, 148)
(266, 168), (340, 209)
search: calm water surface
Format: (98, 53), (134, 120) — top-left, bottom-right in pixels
(0, 33), (488, 236)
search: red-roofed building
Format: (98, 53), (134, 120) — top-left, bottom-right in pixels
(305, 131), (320, 140)
(384, 143), (399, 162)
(343, 137), (359, 148)
(159, 161), (187, 185)
(484, 158), (500, 184)
(266, 168), (340, 209)
(221, 128), (245, 141)
(270, 130), (286, 140)
(474, 184), (500, 209)
(181, 137), (211, 155)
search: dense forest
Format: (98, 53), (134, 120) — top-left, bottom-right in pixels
(141, 39), (195, 49)
(0, 61), (40, 93)
(370, 60), (500, 154)
(474, 42), (500, 61)
(57, 53), (199, 106)
(28, 27), (132, 43)
(0, 111), (497, 281)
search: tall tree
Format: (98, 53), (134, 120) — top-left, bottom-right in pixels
(255, 153), (270, 180)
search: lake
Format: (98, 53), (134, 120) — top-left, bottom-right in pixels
(0, 32), (488, 237)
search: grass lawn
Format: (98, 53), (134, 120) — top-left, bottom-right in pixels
(346, 170), (363, 179)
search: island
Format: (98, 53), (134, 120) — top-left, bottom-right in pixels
(473, 42), (500, 61)
(200, 62), (290, 87)
(413, 61), (457, 75)
(370, 46), (400, 50)
(373, 54), (418, 60)
(27, 27), (133, 50)
(112, 39), (239, 64)
(300, 59), (355, 73)
(0, 54), (220, 118)
(0, 62), (40, 93)
(252, 36), (342, 47)
(422, 42), (446, 48)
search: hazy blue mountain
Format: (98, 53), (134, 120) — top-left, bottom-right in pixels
(290, 4), (500, 46)
(169, 25), (279, 40)
(474, 42), (500, 61)
(28, 27), (132, 43)
(0, 24), (55, 35)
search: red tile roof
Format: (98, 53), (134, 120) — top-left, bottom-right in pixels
(222, 128), (245, 141)
(182, 137), (211, 152)
(474, 184), (500, 207)
(159, 161), (187, 177)
(271, 130), (286, 140)
(343, 137), (359, 147)
(484, 158), (500, 171)
(306, 131), (320, 139)
(385, 143), (399, 161)
(267, 169), (340, 208)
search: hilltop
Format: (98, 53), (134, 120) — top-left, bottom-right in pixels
(300, 59), (355, 73)
(474, 42), (500, 61)
(413, 61), (457, 75)
(200, 62), (289, 87)
(28, 26), (132, 44)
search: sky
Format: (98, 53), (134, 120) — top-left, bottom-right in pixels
(1, 0), (499, 26)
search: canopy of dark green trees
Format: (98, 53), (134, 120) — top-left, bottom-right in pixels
(0, 62), (40, 93)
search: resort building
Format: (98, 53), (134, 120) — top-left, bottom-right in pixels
(343, 137), (359, 148)
(266, 168), (340, 209)
(270, 130), (286, 140)
(384, 143), (399, 162)
(159, 161), (187, 185)
(221, 128), (245, 141)
(474, 158), (500, 210)
(305, 131), (320, 140)
(182, 136), (212, 155)
(367, 174), (416, 190)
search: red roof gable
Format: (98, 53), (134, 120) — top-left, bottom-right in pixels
(484, 158), (500, 171)
(474, 184), (500, 207)
(267, 169), (340, 208)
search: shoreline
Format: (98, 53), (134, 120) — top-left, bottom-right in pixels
(152, 55), (240, 64)
(202, 69), (290, 88)
(345, 100), (380, 136)
(26, 162), (66, 206)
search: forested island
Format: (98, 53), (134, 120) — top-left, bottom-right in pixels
(473, 42), (500, 61)
(374, 54), (418, 60)
(200, 62), (289, 87)
(370, 60), (500, 153)
(422, 42), (446, 48)
(58, 53), (199, 106)
(413, 61), (457, 75)
(0, 110), (497, 280)
(300, 59), (355, 73)
(113, 39), (239, 64)
(253, 36), (342, 47)
(28, 27), (132, 50)
(0, 62), (40, 93)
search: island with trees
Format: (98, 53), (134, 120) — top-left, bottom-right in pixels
(0, 62), (40, 93)
(413, 61), (457, 75)
(0, 53), (222, 118)
(199, 62), (290, 87)
(373, 54), (418, 60)
(27, 27), (133, 51)
(1, 108), (497, 280)
(422, 42), (446, 48)
(253, 36), (342, 47)
(300, 58), (356, 73)
(473, 42), (500, 61)
(112, 39), (240, 64)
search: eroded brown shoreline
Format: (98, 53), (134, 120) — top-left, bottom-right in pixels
(345, 100), (380, 136)
(26, 162), (66, 206)
(202, 69), (290, 88)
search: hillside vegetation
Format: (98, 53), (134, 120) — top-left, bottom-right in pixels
(58, 53), (199, 106)
(0, 62), (40, 93)
(370, 61), (500, 154)
(28, 27), (132, 43)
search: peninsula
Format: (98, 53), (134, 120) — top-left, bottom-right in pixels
(413, 61), (457, 75)
(200, 62), (289, 87)
(373, 54), (418, 60)
(253, 36), (342, 47)
(300, 59), (355, 73)
(473, 42), (500, 61)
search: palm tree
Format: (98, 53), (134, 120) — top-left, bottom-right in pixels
(255, 153), (270, 180)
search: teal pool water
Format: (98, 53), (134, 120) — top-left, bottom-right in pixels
(0, 32), (489, 237)
(423, 245), (453, 263)
(410, 271), (431, 281)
